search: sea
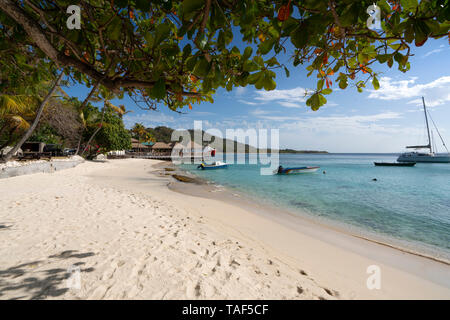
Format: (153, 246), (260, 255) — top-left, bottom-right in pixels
(180, 153), (450, 260)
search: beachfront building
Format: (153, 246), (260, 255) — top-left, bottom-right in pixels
(151, 142), (174, 156)
(130, 138), (152, 154)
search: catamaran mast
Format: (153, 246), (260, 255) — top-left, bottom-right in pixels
(422, 97), (432, 153)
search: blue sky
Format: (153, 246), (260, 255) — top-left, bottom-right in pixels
(64, 36), (450, 153)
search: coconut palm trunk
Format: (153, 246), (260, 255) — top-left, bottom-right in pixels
(80, 106), (106, 157)
(74, 81), (100, 155)
(1, 71), (64, 162)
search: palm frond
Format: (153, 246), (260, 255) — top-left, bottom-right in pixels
(9, 115), (30, 131)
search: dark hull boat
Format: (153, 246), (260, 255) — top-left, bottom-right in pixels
(276, 166), (320, 174)
(374, 162), (416, 167)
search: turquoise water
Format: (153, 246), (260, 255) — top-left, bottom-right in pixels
(181, 154), (450, 258)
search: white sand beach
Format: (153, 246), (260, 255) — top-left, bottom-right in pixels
(0, 158), (449, 300)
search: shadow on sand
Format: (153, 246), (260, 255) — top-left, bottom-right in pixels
(0, 250), (95, 299)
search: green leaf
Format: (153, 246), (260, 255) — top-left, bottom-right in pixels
(339, 79), (348, 89)
(339, 4), (358, 27)
(243, 60), (259, 72)
(306, 93), (327, 111)
(424, 20), (440, 34)
(186, 56), (198, 72)
(196, 33), (208, 50)
(290, 24), (308, 49)
(193, 58), (211, 78)
(376, 54), (390, 63)
(259, 38), (275, 55)
(135, 0), (151, 11)
(322, 88), (332, 95)
(387, 58), (393, 68)
(377, 0), (391, 14)
(151, 79), (166, 100)
(255, 74), (265, 90)
(317, 79), (324, 90)
(372, 77), (380, 90)
(182, 44), (192, 60)
(404, 23), (415, 43)
(107, 17), (122, 41)
(265, 57), (278, 67)
(263, 77), (276, 91)
(284, 66), (290, 78)
(318, 94), (327, 108)
(242, 47), (253, 61)
(262, 71), (276, 91)
(400, 0), (418, 12)
(413, 20), (430, 46)
(248, 71), (263, 85)
(154, 23), (171, 47)
(253, 56), (264, 67)
(181, 0), (205, 19)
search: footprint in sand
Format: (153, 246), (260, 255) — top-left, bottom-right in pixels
(186, 281), (201, 298)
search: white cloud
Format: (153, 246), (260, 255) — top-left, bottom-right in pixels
(254, 86), (310, 108)
(249, 108), (272, 116)
(237, 99), (258, 105)
(255, 111), (401, 124)
(205, 111), (418, 152)
(407, 93), (450, 107)
(235, 87), (247, 96)
(237, 86), (340, 109)
(278, 101), (302, 108)
(423, 48), (444, 58)
(322, 101), (338, 107)
(123, 112), (176, 128)
(368, 76), (450, 107)
(191, 111), (215, 116)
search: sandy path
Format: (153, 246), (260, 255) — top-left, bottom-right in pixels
(0, 159), (334, 299)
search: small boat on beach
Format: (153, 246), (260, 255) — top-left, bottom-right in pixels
(374, 162), (416, 167)
(275, 166), (320, 175)
(197, 161), (228, 170)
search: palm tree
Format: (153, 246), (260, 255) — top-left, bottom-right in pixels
(131, 123), (146, 140)
(107, 102), (130, 118)
(0, 94), (39, 150)
(80, 91), (131, 157)
(1, 71), (64, 162)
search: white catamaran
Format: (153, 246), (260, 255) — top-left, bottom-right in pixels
(397, 97), (450, 163)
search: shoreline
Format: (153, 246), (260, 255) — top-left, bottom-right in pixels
(166, 163), (450, 266)
(154, 161), (450, 298)
(1, 159), (449, 299)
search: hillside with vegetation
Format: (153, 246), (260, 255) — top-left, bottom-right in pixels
(129, 124), (327, 154)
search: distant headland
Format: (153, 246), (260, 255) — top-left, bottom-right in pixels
(277, 149), (329, 154)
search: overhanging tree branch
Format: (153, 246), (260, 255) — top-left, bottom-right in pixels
(0, 0), (201, 96)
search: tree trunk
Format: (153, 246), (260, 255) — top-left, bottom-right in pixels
(75, 134), (83, 155)
(81, 105), (107, 157)
(75, 81), (100, 155)
(1, 71), (64, 162)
